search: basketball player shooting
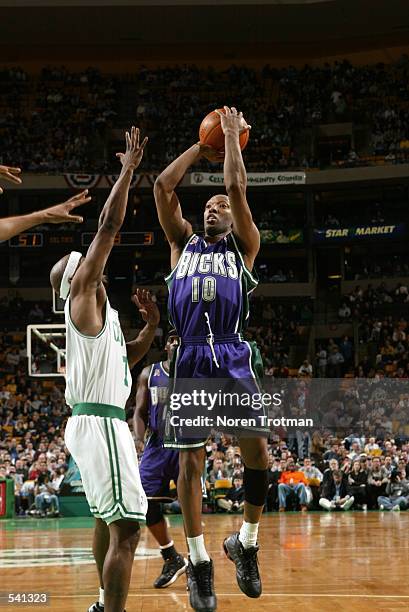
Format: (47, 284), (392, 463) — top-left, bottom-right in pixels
(50, 127), (159, 612)
(154, 107), (269, 612)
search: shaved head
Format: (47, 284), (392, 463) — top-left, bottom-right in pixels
(50, 254), (71, 295)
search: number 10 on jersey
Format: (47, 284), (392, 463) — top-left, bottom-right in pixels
(192, 276), (216, 303)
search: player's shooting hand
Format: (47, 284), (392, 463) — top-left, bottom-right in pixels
(215, 106), (251, 136)
(198, 143), (225, 162)
(116, 126), (148, 171)
(0, 165), (22, 194)
(132, 288), (160, 328)
(42, 190), (92, 224)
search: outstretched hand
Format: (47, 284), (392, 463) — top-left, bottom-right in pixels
(215, 106), (251, 136)
(43, 190), (92, 224)
(131, 288), (160, 327)
(116, 126), (148, 171)
(0, 165), (22, 194)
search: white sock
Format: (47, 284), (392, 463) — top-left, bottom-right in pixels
(159, 540), (174, 550)
(187, 534), (210, 565)
(239, 521), (259, 549)
(99, 587), (104, 606)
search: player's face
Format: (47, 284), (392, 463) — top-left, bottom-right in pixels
(165, 335), (179, 361)
(204, 195), (232, 236)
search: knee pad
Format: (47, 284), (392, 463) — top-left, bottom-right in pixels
(145, 500), (164, 527)
(243, 465), (269, 507)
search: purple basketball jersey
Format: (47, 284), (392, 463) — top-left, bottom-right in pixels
(147, 361), (169, 435)
(166, 233), (258, 339)
(140, 361), (179, 495)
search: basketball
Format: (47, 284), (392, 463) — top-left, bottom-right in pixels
(199, 108), (250, 152)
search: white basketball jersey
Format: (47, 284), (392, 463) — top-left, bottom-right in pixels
(64, 297), (131, 409)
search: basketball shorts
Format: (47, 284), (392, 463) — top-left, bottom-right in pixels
(65, 404), (147, 524)
(163, 338), (269, 450)
(139, 433), (179, 497)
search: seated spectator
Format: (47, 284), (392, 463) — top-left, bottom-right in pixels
(34, 472), (60, 517)
(300, 457), (323, 508)
(208, 457), (230, 483)
(266, 457), (286, 511)
(319, 470), (355, 511)
(298, 359), (313, 377)
(367, 456), (389, 509)
(278, 459), (308, 512)
(365, 437), (381, 455)
(378, 468), (409, 511)
(347, 458), (368, 510)
(216, 476), (245, 513)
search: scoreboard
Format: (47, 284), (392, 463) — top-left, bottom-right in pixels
(7, 231), (154, 248)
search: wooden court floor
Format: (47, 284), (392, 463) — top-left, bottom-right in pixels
(1, 512), (409, 612)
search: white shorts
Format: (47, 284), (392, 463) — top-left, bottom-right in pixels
(65, 415), (147, 525)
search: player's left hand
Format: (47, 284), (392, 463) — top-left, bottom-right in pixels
(132, 288), (160, 327)
(0, 165), (22, 194)
(215, 106), (251, 136)
(198, 143), (225, 162)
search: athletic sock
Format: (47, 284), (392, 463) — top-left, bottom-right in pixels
(187, 534), (210, 565)
(159, 540), (178, 560)
(239, 520), (259, 549)
(99, 587), (104, 606)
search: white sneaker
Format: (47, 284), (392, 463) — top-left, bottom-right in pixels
(379, 505), (385, 511)
(362, 504), (367, 512)
(341, 496), (354, 511)
(392, 505), (401, 512)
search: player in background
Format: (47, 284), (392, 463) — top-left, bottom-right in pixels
(133, 330), (187, 589)
(154, 107), (269, 612)
(50, 127), (157, 612)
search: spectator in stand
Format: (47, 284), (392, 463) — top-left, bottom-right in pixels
(34, 472), (60, 517)
(208, 457), (230, 483)
(378, 468), (409, 511)
(319, 470), (355, 511)
(266, 457), (286, 511)
(316, 346), (327, 378)
(367, 456), (389, 509)
(278, 459), (308, 512)
(365, 437), (381, 454)
(338, 302), (351, 320)
(298, 359), (313, 377)
(327, 346), (345, 377)
(339, 336), (353, 371)
(300, 457), (323, 508)
(216, 476), (245, 513)
(348, 458), (368, 510)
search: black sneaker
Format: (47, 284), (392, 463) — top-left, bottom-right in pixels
(87, 603), (125, 612)
(154, 553), (188, 588)
(223, 532), (261, 598)
(186, 558), (217, 611)
(88, 604), (104, 612)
